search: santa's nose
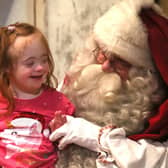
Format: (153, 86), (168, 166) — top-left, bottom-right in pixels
(102, 60), (114, 73)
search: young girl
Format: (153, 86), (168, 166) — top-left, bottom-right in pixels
(0, 22), (75, 167)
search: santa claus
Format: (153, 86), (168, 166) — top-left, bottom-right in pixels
(50, 0), (168, 167)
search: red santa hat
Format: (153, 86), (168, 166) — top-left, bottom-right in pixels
(94, 0), (159, 70)
(131, 8), (168, 141)
(94, 0), (168, 141)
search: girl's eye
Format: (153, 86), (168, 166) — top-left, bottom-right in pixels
(25, 61), (35, 67)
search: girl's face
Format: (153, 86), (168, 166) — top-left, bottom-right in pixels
(8, 33), (50, 96)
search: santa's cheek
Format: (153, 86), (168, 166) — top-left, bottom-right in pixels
(114, 59), (132, 80)
(116, 68), (130, 81)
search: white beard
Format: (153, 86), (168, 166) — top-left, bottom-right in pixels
(56, 66), (155, 168)
(63, 64), (156, 134)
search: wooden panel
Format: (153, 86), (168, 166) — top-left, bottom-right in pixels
(34, 0), (46, 34)
(0, 0), (34, 26)
(45, 0), (119, 82)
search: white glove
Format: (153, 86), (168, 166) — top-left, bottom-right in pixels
(49, 115), (100, 152)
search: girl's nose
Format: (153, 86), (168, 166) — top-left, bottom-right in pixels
(35, 63), (44, 71)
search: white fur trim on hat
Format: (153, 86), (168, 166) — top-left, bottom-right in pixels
(93, 0), (156, 69)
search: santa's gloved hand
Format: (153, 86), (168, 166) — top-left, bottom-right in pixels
(49, 115), (100, 152)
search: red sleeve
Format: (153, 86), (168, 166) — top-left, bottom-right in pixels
(0, 95), (11, 130)
(58, 92), (76, 116)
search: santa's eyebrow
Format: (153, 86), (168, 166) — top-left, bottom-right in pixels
(92, 47), (99, 52)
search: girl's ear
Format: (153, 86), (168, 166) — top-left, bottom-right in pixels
(5, 65), (10, 73)
(6, 60), (16, 73)
(5, 65), (13, 74)
(4, 69), (10, 77)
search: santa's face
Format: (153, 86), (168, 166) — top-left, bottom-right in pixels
(62, 41), (154, 134)
(96, 49), (131, 80)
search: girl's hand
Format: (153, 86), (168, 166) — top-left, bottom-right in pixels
(49, 111), (67, 132)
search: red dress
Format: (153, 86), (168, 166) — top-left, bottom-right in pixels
(0, 87), (75, 168)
